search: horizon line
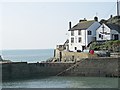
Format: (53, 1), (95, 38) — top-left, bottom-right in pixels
(0, 48), (54, 51)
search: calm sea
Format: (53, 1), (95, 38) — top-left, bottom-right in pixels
(1, 49), (118, 88)
(2, 76), (118, 88)
(1, 49), (54, 63)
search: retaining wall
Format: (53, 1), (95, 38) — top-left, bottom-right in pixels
(55, 49), (98, 62)
(1, 57), (119, 81)
(1, 62), (73, 80)
(59, 57), (119, 77)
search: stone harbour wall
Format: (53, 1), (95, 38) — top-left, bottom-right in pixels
(1, 57), (119, 81)
(1, 62), (74, 80)
(54, 49), (98, 62)
(58, 57), (119, 77)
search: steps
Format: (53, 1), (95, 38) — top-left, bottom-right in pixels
(56, 59), (84, 76)
(56, 58), (119, 77)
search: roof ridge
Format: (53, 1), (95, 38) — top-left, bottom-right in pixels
(79, 20), (95, 23)
(69, 20), (96, 31)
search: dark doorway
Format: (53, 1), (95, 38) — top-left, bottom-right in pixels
(82, 46), (85, 51)
(114, 34), (119, 40)
(54, 49), (56, 57)
(59, 52), (62, 62)
(75, 47), (77, 50)
(72, 56), (74, 61)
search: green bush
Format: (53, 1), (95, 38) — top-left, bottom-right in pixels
(89, 40), (120, 52)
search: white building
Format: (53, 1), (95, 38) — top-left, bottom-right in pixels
(68, 17), (101, 52)
(96, 23), (120, 41)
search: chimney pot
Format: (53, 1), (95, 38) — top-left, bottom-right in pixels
(79, 18), (87, 22)
(94, 16), (98, 21)
(110, 15), (113, 18)
(69, 22), (71, 29)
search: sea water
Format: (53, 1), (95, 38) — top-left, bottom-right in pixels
(1, 49), (54, 63)
(2, 76), (118, 88)
(1, 49), (119, 88)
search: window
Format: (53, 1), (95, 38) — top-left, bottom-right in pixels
(105, 32), (110, 35)
(88, 31), (92, 35)
(78, 30), (81, 35)
(71, 38), (74, 43)
(99, 34), (103, 39)
(71, 31), (74, 36)
(99, 34), (101, 38)
(78, 37), (82, 43)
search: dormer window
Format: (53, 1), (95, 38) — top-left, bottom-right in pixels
(71, 31), (74, 36)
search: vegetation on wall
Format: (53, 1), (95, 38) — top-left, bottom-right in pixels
(90, 40), (120, 52)
(96, 16), (120, 52)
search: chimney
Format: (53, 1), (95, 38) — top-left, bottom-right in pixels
(69, 22), (71, 29)
(110, 15), (113, 18)
(94, 16), (98, 21)
(79, 18), (87, 22)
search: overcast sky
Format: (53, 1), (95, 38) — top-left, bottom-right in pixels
(0, 0), (119, 50)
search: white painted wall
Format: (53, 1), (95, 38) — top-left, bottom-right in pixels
(68, 30), (85, 52)
(96, 24), (120, 41)
(86, 22), (101, 45)
(68, 22), (101, 52)
(96, 24), (111, 41)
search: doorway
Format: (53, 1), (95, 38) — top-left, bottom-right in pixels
(59, 52), (62, 62)
(75, 47), (77, 50)
(114, 34), (119, 40)
(82, 46), (85, 51)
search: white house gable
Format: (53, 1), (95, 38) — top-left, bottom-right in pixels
(96, 23), (120, 41)
(96, 24), (111, 41)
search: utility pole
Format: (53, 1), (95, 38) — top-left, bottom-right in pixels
(117, 0), (120, 16)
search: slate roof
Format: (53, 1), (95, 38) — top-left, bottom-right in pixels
(68, 20), (95, 31)
(106, 23), (120, 33)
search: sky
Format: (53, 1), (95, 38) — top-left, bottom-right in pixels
(0, 0), (119, 50)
